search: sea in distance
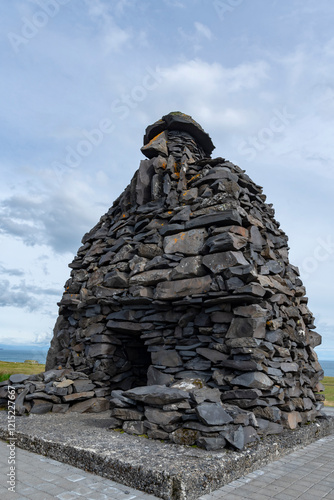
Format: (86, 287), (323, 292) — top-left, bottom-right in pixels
(0, 344), (48, 365)
(0, 344), (334, 376)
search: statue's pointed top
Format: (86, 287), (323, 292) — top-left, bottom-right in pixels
(143, 111), (215, 156)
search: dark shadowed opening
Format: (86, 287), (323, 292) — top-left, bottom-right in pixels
(109, 335), (152, 391)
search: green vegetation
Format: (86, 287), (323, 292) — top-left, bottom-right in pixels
(0, 360), (45, 381)
(323, 376), (334, 407)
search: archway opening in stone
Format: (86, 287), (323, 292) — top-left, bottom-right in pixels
(109, 335), (152, 391)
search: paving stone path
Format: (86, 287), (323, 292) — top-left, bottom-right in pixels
(199, 433), (334, 500)
(0, 442), (157, 500)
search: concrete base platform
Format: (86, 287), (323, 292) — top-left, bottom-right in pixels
(0, 411), (333, 500)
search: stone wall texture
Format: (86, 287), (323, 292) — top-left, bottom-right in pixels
(0, 112), (325, 451)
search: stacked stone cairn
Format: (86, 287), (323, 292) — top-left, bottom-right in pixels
(0, 112), (325, 451)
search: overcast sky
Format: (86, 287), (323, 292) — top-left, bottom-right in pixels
(0, 0), (333, 360)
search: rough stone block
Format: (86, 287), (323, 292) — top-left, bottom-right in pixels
(30, 400), (53, 414)
(63, 391), (95, 403)
(226, 317), (266, 339)
(203, 251), (249, 273)
(129, 269), (172, 286)
(171, 256), (206, 280)
(154, 276), (211, 300)
(195, 403), (233, 426)
(170, 428), (200, 445)
(111, 408), (144, 420)
(221, 425), (245, 450)
(145, 407), (182, 426)
(124, 385), (189, 405)
(123, 420), (145, 435)
(163, 229), (207, 255)
(196, 436), (227, 450)
(206, 232), (247, 252)
(231, 372), (274, 390)
(151, 350), (182, 367)
(85, 344), (116, 358)
(185, 210), (242, 229)
(69, 398), (110, 413)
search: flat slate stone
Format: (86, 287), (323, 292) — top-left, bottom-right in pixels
(30, 400), (53, 414)
(185, 210), (242, 229)
(196, 347), (228, 363)
(203, 251), (249, 273)
(195, 402), (233, 426)
(221, 389), (262, 401)
(145, 407), (182, 426)
(163, 229), (207, 255)
(147, 366), (174, 386)
(231, 372), (274, 390)
(154, 275), (211, 300)
(136, 159), (155, 205)
(63, 391), (95, 403)
(124, 385), (190, 405)
(25, 392), (61, 404)
(151, 349), (182, 368)
(171, 256), (205, 280)
(106, 320), (152, 333)
(190, 387), (222, 404)
(9, 374), (30, 384)
(15, 387), (29, 415)
(141, 130), (168, 159)
(196, 436), (227, 450)
(103, 269), (128, 288)
(222, 425), (245, 450)
(85, 344), (116, 358)
(226, 317), (266, 339)
(69, 398), (110, 413)
(72, 380), (96, 393)
(111, 408), (144, 420)
(206, 232), (247, 252)
(220, 359), (259, 371)
(281, 362), (299, 372)
(234, 304), (269, 318)
(129, 269), (172, 286)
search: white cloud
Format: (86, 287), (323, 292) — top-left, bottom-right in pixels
(159, 59), (268, 93)
(0, 180), (100, 253)
(194, 22), (212, 40)
(151, 59), (269, 133)
(83, 0), (131, 53)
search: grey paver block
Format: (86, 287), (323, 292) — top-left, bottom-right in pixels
(273, 493), (296, 500)
(297, 493), (324, 500)
(35, 482), (67, 495)
(83, 492), (108, 500)
(17, 486), (36, 495)
(56, 492), (81, 500)
(247, 491), (272, 499)
(69, 485), (96, 495)
(88, 481), (123, 493)
(65, 474), (86, 483)
(26, 492), (58, 500)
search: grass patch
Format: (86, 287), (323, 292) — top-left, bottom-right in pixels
(0, 360), (45, 378)
(322, 376), (334, 407)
